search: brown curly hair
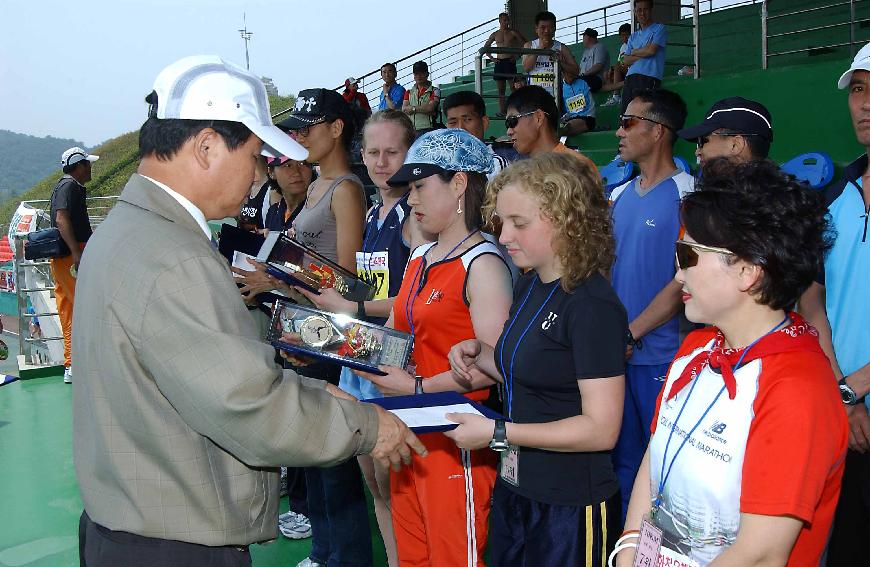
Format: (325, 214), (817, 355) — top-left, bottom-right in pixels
(484, 152), (614, 291)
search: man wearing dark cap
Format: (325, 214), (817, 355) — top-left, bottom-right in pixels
(402, 61), (441, 133)
(579, 27), (610, 92)
(51, 146), (98, 383)
(678, 96), (773, 170)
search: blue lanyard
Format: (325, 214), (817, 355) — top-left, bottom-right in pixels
(403, 230), (478, 340)
(654, 315), (789, 511)
(497, 276), (560, 419)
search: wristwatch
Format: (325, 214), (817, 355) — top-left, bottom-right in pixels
(839, 376), (863, 405)
(489, 419), (509, 452)
(298, 315), (345, 349)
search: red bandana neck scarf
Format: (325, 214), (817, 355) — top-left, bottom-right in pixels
(666, 312), (821, 402)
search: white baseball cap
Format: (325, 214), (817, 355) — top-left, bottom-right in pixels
(150, 55), (307, 160)
(61, 147), (99, 168)
(838, 42), (870, 89)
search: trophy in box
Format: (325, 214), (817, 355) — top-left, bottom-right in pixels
(256, 233), (376, 303)
(269, 301), (413, 375)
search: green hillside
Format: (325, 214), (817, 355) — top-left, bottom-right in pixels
(0, 94), (296, 228)
(0, 130), (86, 199)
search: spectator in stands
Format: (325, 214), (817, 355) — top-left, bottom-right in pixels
(512, 74), (527, 90)
(360, 128), (514, 567)
(616, 160), (844, 567)
(402, 61), (441, 133)
(603, 23), (633, 107)
(342, 76), (372, 122)
(73, 55), (424, 567)
(801, 45), (870, 567)
(295, 109), (426, 567)
(483, 12), (527, 117)
(278, 88), (371, 567)
(51, 146), (98, 384)
(579, 27), (610, 93)
(263, 157), (313, 233)
(677, 97), (773, 169)
(446, 152), (625, 566)
(443, 90), (511, 176)
(559, 68), (597, 136)
(522, 11), (580, 97)
(620, 0), (668, 113)
(609, 88), (693, 521)
(379, 63), (406, 111)
(505, 85), (596, 168)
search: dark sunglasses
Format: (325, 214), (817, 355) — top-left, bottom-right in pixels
(619, 114), (675, 132)
(675, 240), (734, 270)
(290, 116), (327, 138)
(505, 110), (546, 129)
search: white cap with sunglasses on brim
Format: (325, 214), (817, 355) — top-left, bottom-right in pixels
(387, 128), (494, 186)
(149, 55), (308, 161)
(61, 147), (99, 168)
(838, 42), (870, 89)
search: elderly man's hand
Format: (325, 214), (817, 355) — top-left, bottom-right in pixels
(369, 405), (427, 471)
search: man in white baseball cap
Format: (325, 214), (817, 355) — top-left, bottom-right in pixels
(50, 146), (99, 383)
(73, 55), (425, 566)
(801, 42), (870, 566)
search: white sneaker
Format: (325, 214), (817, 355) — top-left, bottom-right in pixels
(602, 94), (621, 107)
(279, 511), (312, 539)
(295, 559), (324, 567)
(63, 367), (72, 384)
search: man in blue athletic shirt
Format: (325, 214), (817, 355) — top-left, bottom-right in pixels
(800, 43), (870, 567)
(620, 0), (668, 113)
(609, 88), (694, 520)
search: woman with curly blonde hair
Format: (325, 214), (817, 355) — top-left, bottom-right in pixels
(446, 152), (628, 566)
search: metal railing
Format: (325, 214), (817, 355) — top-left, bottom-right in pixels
(324, 17), (500, 114)
(11, 195), (119, 368)
(556, 1), (634, 45)
(762, 0), (869, 68)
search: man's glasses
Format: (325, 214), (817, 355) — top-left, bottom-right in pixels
(619, 114), (675, 132)
(696, 132), (763, 149)
(505, 110), (546, 129)
(290, 117), (327, 138)
(675, 239), (734, 270)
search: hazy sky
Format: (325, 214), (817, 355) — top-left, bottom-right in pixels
(2, 0), (623, 146)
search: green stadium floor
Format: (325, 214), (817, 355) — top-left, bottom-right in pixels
(0, 375), (389, 566)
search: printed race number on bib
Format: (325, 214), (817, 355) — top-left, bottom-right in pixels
(566, 92), (587, 114)
(356, 251), (389, 300)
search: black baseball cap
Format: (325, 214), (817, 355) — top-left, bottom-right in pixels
(412, 61), (429, 74)
(678, 97), (773, 142)
(278, 88), (353, 131)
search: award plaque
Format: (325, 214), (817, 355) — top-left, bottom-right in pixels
(257, 234), (376, 302)
(268, 301), (413, 375)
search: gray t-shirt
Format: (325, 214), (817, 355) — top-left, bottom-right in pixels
(580, 42), (610, 81)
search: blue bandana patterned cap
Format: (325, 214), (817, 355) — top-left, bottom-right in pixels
(387, 128), (494, 186)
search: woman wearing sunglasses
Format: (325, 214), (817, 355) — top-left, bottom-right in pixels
(615, 159), (846, 567)
(445, 152), (627, 566)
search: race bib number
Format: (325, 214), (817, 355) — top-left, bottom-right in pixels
(530, 73), (556, 93)
(356, 251), (389, 300)
(499, 445), (520, 486)
(566, 92), (588, 114)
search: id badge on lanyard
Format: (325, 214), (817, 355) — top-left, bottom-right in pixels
(633, 516), (700, 567)
(356, 251), (389, 300)
(499, 445), (520, 486)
